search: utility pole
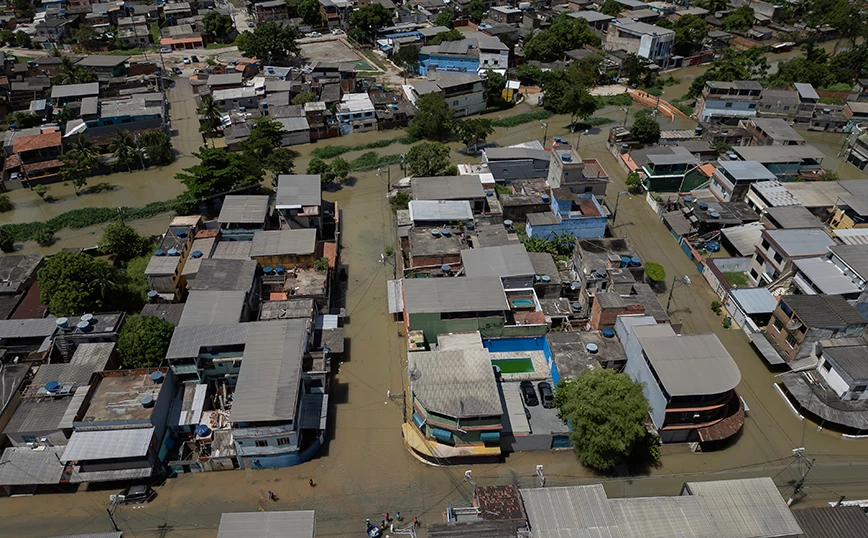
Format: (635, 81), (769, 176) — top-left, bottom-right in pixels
(106, 506), (119, 532)
(612, 190), (629, 225)
(787, 449), (815, 507)
(666, 275), (690, 312)
(540, 120), (548, 148)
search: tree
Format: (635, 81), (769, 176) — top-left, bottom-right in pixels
(199, 95), (223, 133)
(307, 157), (331, 178)
(117, 314), (175, 368)
(175, 146), (263, 199)
(407, 92), (454, 141)
(137, 131), (175, 165)
(12, 0), (34, 20)
(100, 222), (148, 261)
(565, 87), (598, 128)
(291, 91), (317, 105)
(693, 0), (728, 13)
(523, 15), (600, 62)
(53, 55), (97, 85)
(72, 24), (98, 47)
(428, 29), (463, 46)
(298, 0), (322, 26)
(405, 142), (451, 176)
(109, 130), (138, 172)
(620, 53), (654, 87)
(243, 116), (286, 161)
(12, 112), (40, 129)
(817, 170), (839, 182)
(467, 0), (483, 23)
(601, 0), (622, 16)
(454, 119), (494, 153)
(390, 191), (410, 212)
(0, 195), (12, 212)
(687, 47), (768, 98)
(54, 107), (75, 122)
(625, 171), (642, 192)
(203, 11), (234, 42)
(328, 156), (350, 183)
(484, 70), (506, 106)
(0, 228), (13, 253)
(15, 30), (31, 49)
(264, 149), (297, 176)
(554, 368), (659, 471)
(235, 21), (300, 63)
(630, 110), (660, 144)
(60, 135), (99, 194)
(515, 64), (544, 85)
(350, 4), (393, 42)
(392, 45), (420, 78)
(645, 262), (666, 282)
(33, 184), (48, 200)
(661, 14), (708, 56)
(434, 11), (453, 28)
(38, 252), (125, 316)
(722, 5), (754, 32)
(34, 228), (54, 247)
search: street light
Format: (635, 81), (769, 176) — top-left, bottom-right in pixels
(666, 275), (692, 312)
(621, 107), (629, 127)
(540, 120), (548, 148)
(611, 190), (629, 224)
(576, 129), (589, 149)
(655, 90), (664, 112)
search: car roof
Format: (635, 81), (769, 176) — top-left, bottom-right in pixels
(128, 484), (148, 494)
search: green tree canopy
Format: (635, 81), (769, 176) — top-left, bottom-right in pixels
(0, 227), (14, 253)
(722, 5), (754, 32)
(109, 130), (138, 172)
(484, 70), (507, 105)
(350, 3), (393, 39)
(99, 222), (149, 261)
(392, 45), (420, 76)
(658, 14), (708, 56)
(72, 24), (98, 47)
(523, 15), (600, 62)
(601, 0), (622, 16)
(298, 0), (322, 26)
(454, 118), (494, 152)
(175, 147), (263, 200)
(693, 0), (728, 13)
(117, 314), (175, 368)
(428, 28), (463, 46)
(645, 261), (666, 282)
(631, 109), (661, 144)
(15, 30), (31, 49)
(137, 131), (175, 166)
(60, 135), (99, 195)
(686, 47), (768, 98)
(243, 116), (286, 160)
(554, 368), (659, 471)
(291, 91), (317, 105)
(235, 21), (300, 63)
(203, 11), (235, 41)
(405, 142), (451, 176)
(53, 55), (97, 85)
(434, 10), (454, 28)
(467, 0), (483, 23)
(407, 92), (455, 141)
(38, 252), (126, 316)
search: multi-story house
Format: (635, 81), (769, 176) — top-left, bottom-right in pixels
(741, 117), (805, 146)
(842, 122), (868, 171)
(793, 82), (820, 126)
(418, 39), (480, 76)
(616, 316), (744, 444)
(406, 72), (487, 117)
(605, 19), (674, 67)
(709, 160), (776, 203)
(732, 145), (824, 180)
(335, 93), (376, 135)
(570, 237), (645, 318)
(766, 294), (867, 363)
(693, 80), (762, 124)
(747, 228), (834, 286)
(547, 148), (609, 199)
(525, 189), (607, 241)
(256, 0), (290, 22)
(319, 0), (351, 29)
(757, 89), (800, 121)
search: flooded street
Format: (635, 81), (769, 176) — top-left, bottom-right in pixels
(1, 76), (868, 537)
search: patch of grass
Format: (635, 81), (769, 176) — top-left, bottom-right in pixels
(820, 82), (852, 92)
(491, 110), (553, 128)
(349, 152), (402, 172)
(578, 117), (614, 128)
(819, 96), (845, 105)
(311, 137), (402, 159)
(723, 272), (750, 287)
(594, 94), (634, 107)
(104, 48), (150, 55)
(206, 42), (235, 49)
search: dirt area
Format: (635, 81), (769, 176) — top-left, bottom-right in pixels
(300, 38), (379, 72)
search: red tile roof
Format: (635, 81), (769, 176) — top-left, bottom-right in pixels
(13, 131), (62, 153)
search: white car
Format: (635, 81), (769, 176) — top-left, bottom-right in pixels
(160, 46), (171, 53)
(182, 56), (191, 64)
(308, 32), (322, 38)
(331, 28), (344, 35)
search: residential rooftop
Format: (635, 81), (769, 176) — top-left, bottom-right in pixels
(218, 195), (270, 224)
(402, 276), (508, 314)
(408, 200), (474, 223)
(462, 244), (534, 278)
(275, 174), (321, 208)
(250, 229), (317, 257)
(188, 258), (257, 291)
(76, 369), (170, 424)
(411, 175), (484, 201)
(781, 294), (867, 328)
(408, 348), (502, 418)
(765, 228), (835, 257)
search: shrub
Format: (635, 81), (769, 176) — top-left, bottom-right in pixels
(0, 195), (13, 213)
(314, 257), (330, 271)
(34, 228), (54, 246)
(711, 300), (722, 315)
(0, 228), (14, 252)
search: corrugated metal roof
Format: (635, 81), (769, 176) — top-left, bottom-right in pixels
(166, 323), (249, 359)
(408, 348), (502, 418)
(831, 245), (868, 277)
(521, 485), (623, 538)
(793, 257), (862, 295)
(824, 345), (868, 380)
(212, 241), (253, 259)
(0, 446), (66, 486)
(782, 294), (866, 327)
(70, 342), (115, 366)
(250, 229), (317, 257)
(716, 160), (775, 181)
(217, 511), (315, 538)
(386, 279), (404, 314)
(50, 82), (99, 99)
(402, 276), (508, 314)
(609, 496), (717, 537)
(218, 195), (270, 224)
(3, 397), (71, 435)
(684, 478), (803, 538)
(145, 255), (180, 276)
(411, 176), (485, 201)
(276, 175), (321, 208)
(230, 319), (308, 423)
(0, 318), (58, 339)
(765, 228), (834, 257)
(721, 222), (764, 256)
(794, 82), (820, 100)
(729, 288), (777, 315)
(178, 290), (247, 327)
(61, 427), (154, 462)
(792, 506), (868, 538)
(634, 325), (741, 397)
(408, 200), (474, 222)
(462, 244), (534, 279)
(189, 258), (257, 291)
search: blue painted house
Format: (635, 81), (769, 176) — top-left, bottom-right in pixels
(418, 39), (480, 76)
(525, 189), (607, 240)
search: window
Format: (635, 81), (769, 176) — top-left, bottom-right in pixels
(784, 105), (790, 111)
(725, 102), (733, 108)
(276, 437), (291, 446)
(750, 269), (759, 279)
(773, 318), (783, 332)
(773, 252), (783, 264)
(749, 103), (757, 109)
(584, 186), (593, 193)
(786, 333), (799, 348)
(822, 360), (833, 372)
(761, 239), (770, 250)
(22, 435), (36, 443)
(255, 440), (268, 447)
(854, 385), (867, 392)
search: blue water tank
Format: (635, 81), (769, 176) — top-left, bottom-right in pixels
(154, 249), (165, 256)
(431, 229), (441, 237)
(441, 228), (452, 237)
(441, 264), (451, 273)
(699, 202), (709, 210)
(602, 328), (615, 338)
(572, 302), (582, 311)
(586, 343), (599, 353)
(263, 266), (274, 275)
(620, 256), (631, 267)
(541, 194), (550, 203)
(541, 275), (551, 283)
(140, 395), (154, 408)
(81, 313), (94, 325)
(630, 256), (641, 267)
(570, 281), (581, 290)
(504, 220), (513, 229)
(175, 230), (187, 238)
(76, 320), (92, 332)
(44, 381), (60, 392)
(465, 222), (475, 230)
(147, 290), (159, 299)
(195, 424), (211, 437)
(150, 371), (164, 384)
(275, 266), (285, 275)
(684, 196), (694, 203)
(191, 250), (203, 259)
(706, 241), (721, 252)
(56, 317), (68, 329)
(167, 248), (179, 256)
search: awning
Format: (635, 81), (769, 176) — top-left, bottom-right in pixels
(432, 427), (452, 442)
(480, 432), (501, 443)
(387, 279), (404, 314)
(61, 427), (154, 462)
(749, 332), (786, 365)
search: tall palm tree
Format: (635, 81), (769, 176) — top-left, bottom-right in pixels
(198, 95), (222, 132)
(109, 130), (137, 172)
(54, 55), (97, 85)
(71, 134), (98, 160)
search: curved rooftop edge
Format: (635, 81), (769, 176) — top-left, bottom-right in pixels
(779, 373), (868, 433)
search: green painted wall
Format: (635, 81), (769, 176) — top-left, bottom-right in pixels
(415, 399), (501, 446)
(408, 313), (505, 344)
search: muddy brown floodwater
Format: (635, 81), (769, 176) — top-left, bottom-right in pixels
(1, 79), (868, 538)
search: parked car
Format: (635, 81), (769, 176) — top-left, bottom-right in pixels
(331, 28), (344, 35)
(520, 381), (539, 407)
(524, 406), (531, 420)
(537, 382), (554, 409)
(110, 485), (155, 505)
(190, 55), (199, 63)
(182, 56), (190, 64)
(172, 66), (182, 75)
(160, 46), (171, 53)
(308, 31), (322, 38)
